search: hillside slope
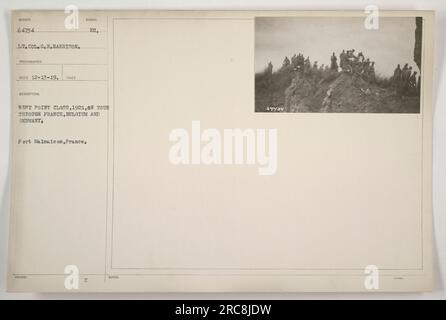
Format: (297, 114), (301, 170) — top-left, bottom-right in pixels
(255, 70), (420, 113)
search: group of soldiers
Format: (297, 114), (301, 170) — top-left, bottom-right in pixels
(392, 63), (420, 96)
(280, 49), (376, 83)
(281, 53), (337, 76)
(274, 50), (420, 96)
(339, 49), (376, 82)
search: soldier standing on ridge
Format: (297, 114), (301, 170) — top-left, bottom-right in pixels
(312, 61), (319, 79)
(340, 50), (346, 71)
(350, 49), (356, 58)
(409, 71), (418, 94)
(346, 50), (356, 73)
(330, 52), (338, 72)
(402, 63), (409, 81)
(403, 66), (413, 94)
(266, 61), (273, 74)
(393, 64), (402, 81)
(393, 64), (402, 90)
(363, 58), (370, 76)
(291, 54), (297, 68)
(304, 56), (311, 75)
(392, 64), (402, 94)
(297, 54), (304, 70)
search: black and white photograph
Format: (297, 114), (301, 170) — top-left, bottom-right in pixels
(255, 16), (423, 113)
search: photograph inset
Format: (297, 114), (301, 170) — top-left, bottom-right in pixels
(255, 17), (423, 113)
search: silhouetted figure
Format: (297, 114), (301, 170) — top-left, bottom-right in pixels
(401, 63), (409, 81)
(340, 50), (346, 70)
(304, 57), (311, 75)
(403, 66), (413, 93)
(330, 52), (338, 72)
(266, 61), (273, 74)
(409, 71), (418, 94)
(291, 54), (297, 68)
(393, 64), (403, 95)
(393, 64), (402, 81)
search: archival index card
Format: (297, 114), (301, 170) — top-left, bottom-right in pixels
(8, 10), (434, 292)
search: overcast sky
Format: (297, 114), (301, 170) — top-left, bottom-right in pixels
(255, 17), (419, 77)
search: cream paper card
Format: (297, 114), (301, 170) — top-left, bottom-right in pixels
(8, 10), (434, 292)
